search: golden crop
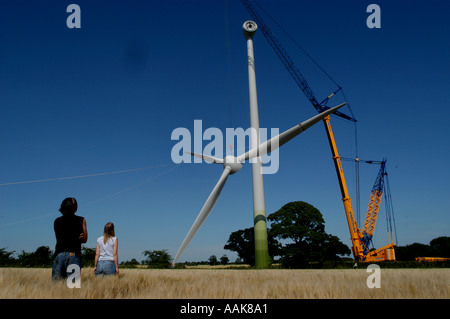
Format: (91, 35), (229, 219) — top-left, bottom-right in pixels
(0, 268), (448, 299)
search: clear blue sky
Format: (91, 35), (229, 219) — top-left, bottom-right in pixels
(0, 0), (449, 263)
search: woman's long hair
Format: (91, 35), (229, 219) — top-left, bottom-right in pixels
(103, 222), (115, 244)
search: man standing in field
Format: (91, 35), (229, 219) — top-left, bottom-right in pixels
(52, 197), (88, 281)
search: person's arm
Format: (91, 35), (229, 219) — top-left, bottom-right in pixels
(113, 238), (119, 274)
(79, 218), (88, 243)
(94, 243), (100, 273)
(54, 220), (58, 242)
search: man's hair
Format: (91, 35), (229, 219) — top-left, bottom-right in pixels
(59, 197), (78, 215)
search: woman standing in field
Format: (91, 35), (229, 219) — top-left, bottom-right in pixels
(94, 222), (119, 276)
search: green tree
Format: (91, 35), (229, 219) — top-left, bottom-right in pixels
(17, 246), (53, 267)
(142, 249), (172, 268)
(220, 255), (229, 265)
(429, 236), (450, 257)
(17, 250), (33, 267)
(82, 247), (96, 267)
(377, 236), (449, 261)
(33, 246), (53, 267)
(121, 258), (140, 267)
(395, 243), (433, 261)
(0, 248), (16, 266)
(208, 255), (218, 266)
(267, 201), (350, 268)
(224, 228), (254, 265)
(224, 227), (280, 266)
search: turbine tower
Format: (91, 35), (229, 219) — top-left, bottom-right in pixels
(243, 20), (270, 269)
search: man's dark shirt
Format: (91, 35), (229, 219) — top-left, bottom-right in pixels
(54, 214), (84, 256)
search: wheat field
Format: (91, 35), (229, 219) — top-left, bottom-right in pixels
(0, 267), (448, 299)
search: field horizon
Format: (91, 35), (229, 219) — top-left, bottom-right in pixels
(0, 267), (448, 299)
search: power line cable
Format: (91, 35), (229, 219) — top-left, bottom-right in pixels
(0, 164), (171, 186)
(0, 164), (179, 228)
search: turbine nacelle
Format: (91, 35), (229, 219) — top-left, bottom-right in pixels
(243, 20), (257, 39)
(185, 153), (243, 175)
(223, 156), (243, 175)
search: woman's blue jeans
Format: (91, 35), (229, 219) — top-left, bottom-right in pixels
(95, 260), (116, 276)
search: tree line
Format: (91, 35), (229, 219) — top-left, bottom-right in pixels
(224, 201), (449, 268)
(1, 201), (449, 268)
(0, 246), (175, 268)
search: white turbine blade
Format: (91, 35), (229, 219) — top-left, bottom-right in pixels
(238, 103), (346, 162)
(173, 167), (231, 264)
(185, 152), (224, 164)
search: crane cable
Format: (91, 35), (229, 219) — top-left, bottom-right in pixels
(225, 0), (234, 156)
(225, 0), (232, 127)
(253, 0), (341, 89)
(383, 170), (398, 245)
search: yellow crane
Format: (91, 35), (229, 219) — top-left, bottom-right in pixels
(241, 0), (397, 262)
(325, 124), (396, 262)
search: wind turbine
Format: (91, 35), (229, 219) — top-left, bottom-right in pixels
(171, 20), (346, 266)
(172, 102), (345, 265)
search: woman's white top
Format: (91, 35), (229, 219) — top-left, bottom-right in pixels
(97, 236), (117, 261)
